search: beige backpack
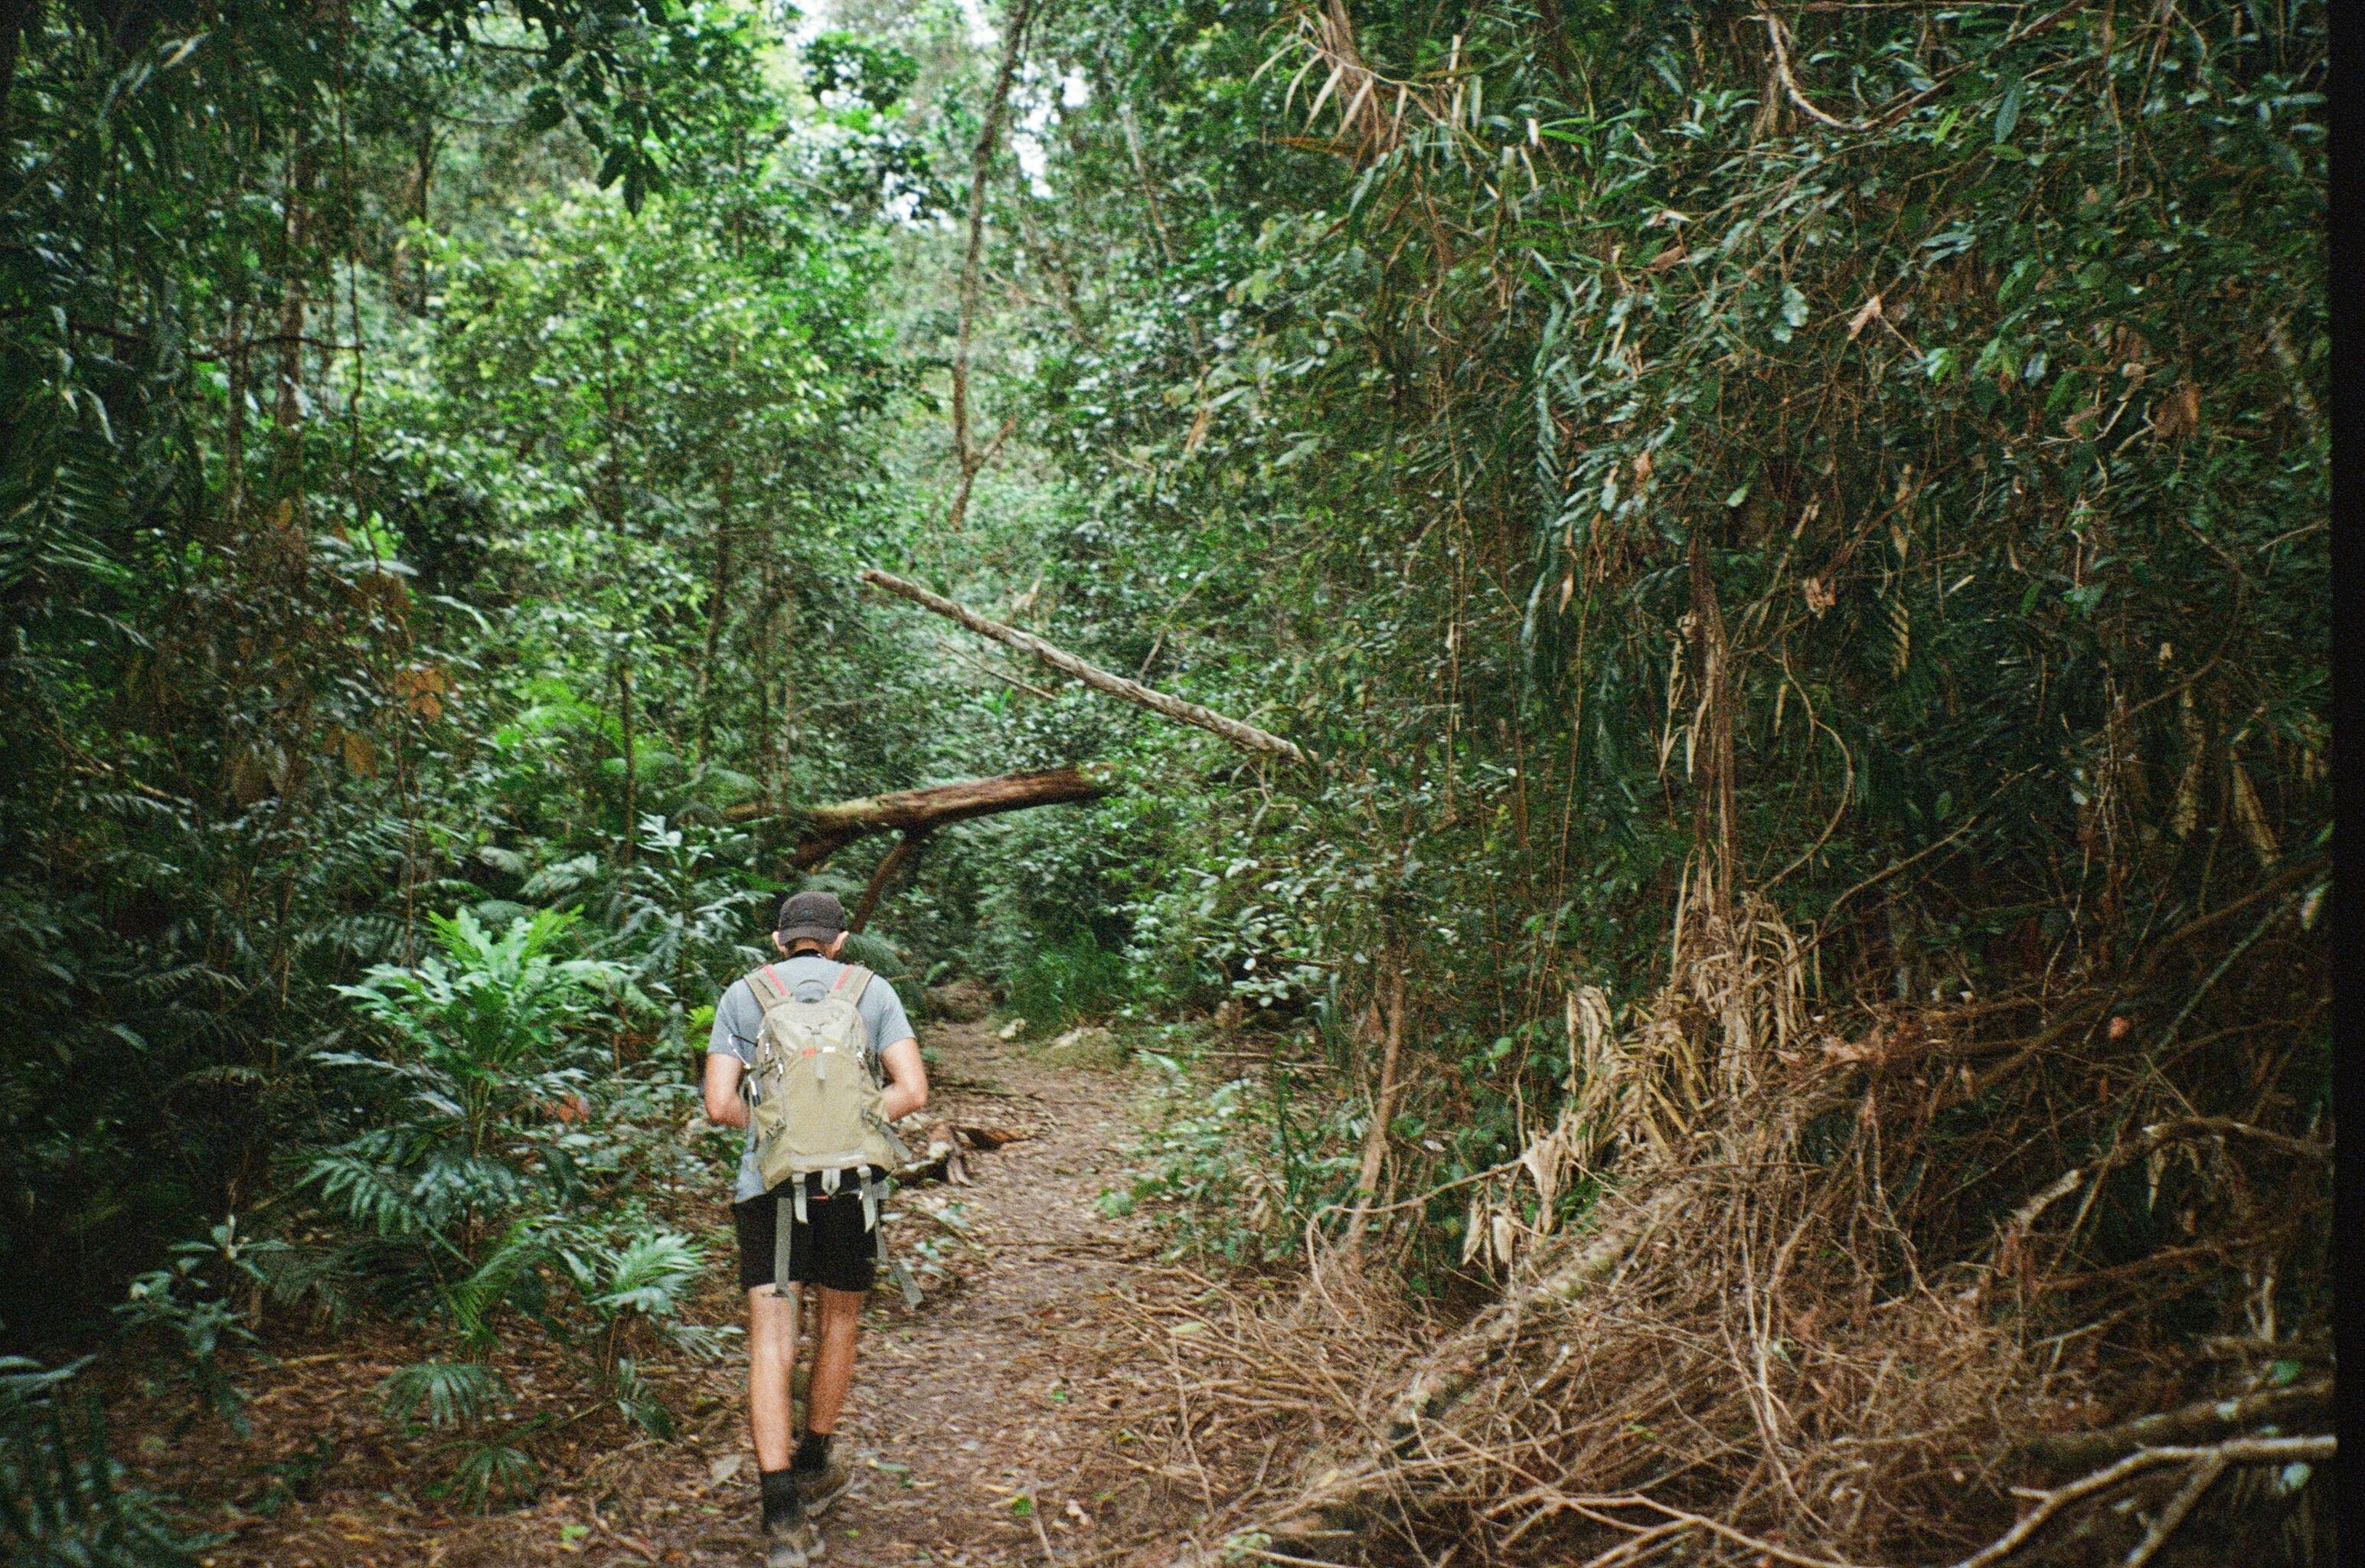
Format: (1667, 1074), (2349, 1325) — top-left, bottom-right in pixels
(745, 964), (912, 1272)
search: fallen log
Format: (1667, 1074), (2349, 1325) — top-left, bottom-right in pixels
(727, 765), (1109, 869)
(860, 568), (1314, 767)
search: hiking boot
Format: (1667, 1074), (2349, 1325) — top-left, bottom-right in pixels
(763, 1512), (823, 1567)
(792, 1455), (854, 1516)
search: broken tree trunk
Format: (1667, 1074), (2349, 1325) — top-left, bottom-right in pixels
(727, 765), (1109, 869)
(860, 569), (1314, 767)
(849, 830), (928, 933)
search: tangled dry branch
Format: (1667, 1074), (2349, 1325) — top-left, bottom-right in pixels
(1126, 887), (2330, 1567)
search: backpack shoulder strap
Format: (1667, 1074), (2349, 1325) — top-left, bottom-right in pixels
(828, 963), (873, 1004)
(746, 965), (792, 1008)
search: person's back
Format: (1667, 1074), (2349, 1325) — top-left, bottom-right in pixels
(703, 892), (929, 1568)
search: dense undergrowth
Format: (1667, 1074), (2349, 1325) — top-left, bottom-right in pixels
(2, 0), (2327, 1562)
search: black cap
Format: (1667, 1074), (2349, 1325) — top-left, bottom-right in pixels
(776, 890), (849, 946)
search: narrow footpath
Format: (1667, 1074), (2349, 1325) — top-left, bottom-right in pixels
(163, 1021), (1228, 1568)
(627, 1019), (1175, 1568)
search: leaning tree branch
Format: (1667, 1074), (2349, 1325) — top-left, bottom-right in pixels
(1952, 1435), (2332, 1568)
(861, 570), (1314, 766)
(727, 766), (1109, 868)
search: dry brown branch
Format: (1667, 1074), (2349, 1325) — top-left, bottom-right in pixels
(1758, 8), (1870, 130)
(861, 570), (1313, 765)
(2017, 1381), (2331, 1472)
(1573, 1496), (1878, 1568)
(1754, 0), (2099, 137)
(2118, 1452), (2224, 1568)
(1950, 1436), (2331, 1568)
(1125, 808), (2325, 1568)
(2262, 315), (2327, 449)
(1261, 0), (1456, 164)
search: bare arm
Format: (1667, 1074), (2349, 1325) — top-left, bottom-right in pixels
(877, 1036), (928, 1122)
(703, 1052), (750, 1129)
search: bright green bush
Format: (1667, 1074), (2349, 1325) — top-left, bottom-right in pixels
(307, 910), (625, 1268)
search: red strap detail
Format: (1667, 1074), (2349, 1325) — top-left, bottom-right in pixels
(747, 965), (789, 1005)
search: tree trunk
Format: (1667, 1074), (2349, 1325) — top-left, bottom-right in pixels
(1687, 528), (1737, 920)
(221, 301), (250, 535)
(616, 652), (637, 864)
(730, 766), (1109, 869)
(274, 146), (316, 438)
(943, 0), (1035, 532)
(697, 457), (734, 753)
(1342, 959), (1407, 1250)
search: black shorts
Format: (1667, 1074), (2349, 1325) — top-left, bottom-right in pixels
(731, 1175), (880, 1295)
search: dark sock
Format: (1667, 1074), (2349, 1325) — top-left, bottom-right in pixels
(793, 1432), (832, 1473)
(759, 1466), (802, 1529)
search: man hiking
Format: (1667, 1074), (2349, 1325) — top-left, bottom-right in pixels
(704, 890), (929, 1567)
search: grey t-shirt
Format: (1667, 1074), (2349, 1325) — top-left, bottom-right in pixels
(707, 955), (917, 1204)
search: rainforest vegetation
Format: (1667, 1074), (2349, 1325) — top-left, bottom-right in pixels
(0, 0), (2329, 1563)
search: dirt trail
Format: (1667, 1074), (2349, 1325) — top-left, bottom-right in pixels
(641, 1020), (1170, 1568)
(165, 1021), (1206, 1568)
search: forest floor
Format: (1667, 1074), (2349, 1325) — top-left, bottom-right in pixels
(130, 1019), (1243, 1568)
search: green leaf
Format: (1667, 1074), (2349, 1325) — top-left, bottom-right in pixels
(379, 1361), (506, 1429)
(1994, 76), (2024, 144)
(523, 87), (567, 135)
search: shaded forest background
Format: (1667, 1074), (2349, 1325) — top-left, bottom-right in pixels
(0, 0), (2329, 1561)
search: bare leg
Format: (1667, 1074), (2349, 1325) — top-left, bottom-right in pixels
(804, 1285), (864, 1436)
(746, 1285), (798, 1471)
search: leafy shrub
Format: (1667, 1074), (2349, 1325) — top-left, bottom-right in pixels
(112, 1217), (283, 1435)
(367, 1216), (719, 1507)
(305, 910), (624, 1269)
(554, 1222), (724, 1436)
(522, 816), (769, 1029)
(1002, 933), (1132, 1030)
(1099, 1053), (1359, 1268)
